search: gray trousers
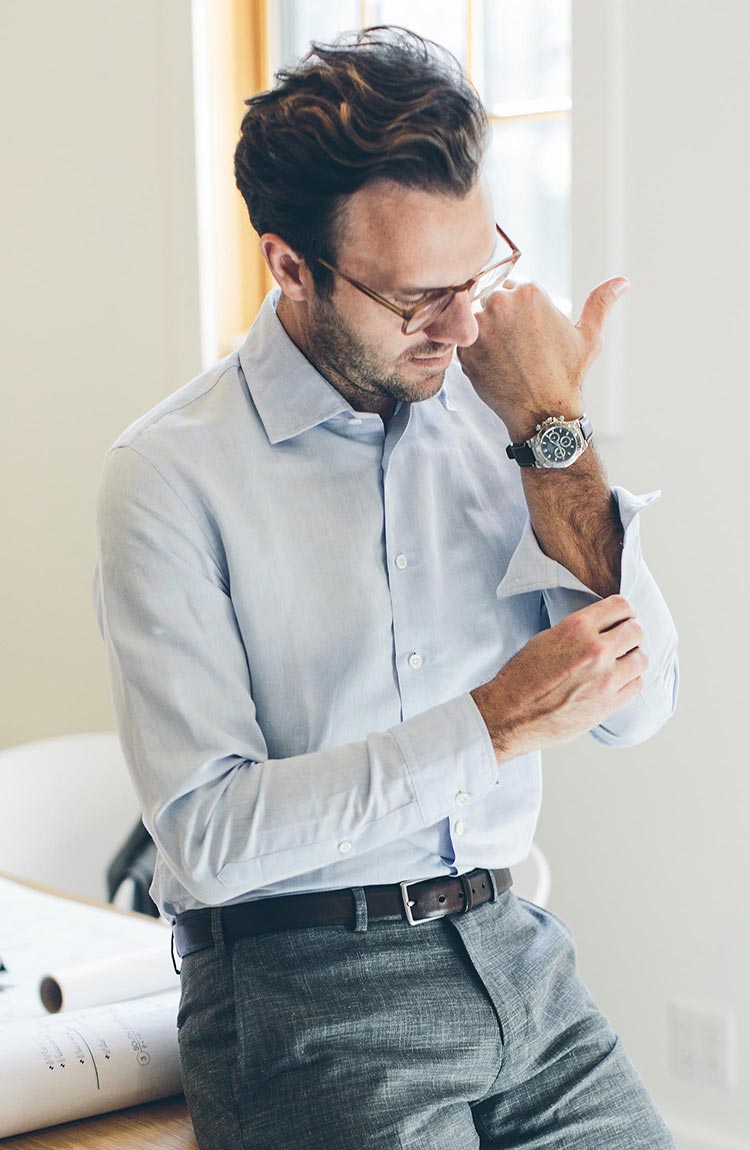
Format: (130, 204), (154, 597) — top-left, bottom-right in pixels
(176, 882), (674, 1148)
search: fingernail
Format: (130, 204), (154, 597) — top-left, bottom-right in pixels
(612, 279), (630, 298)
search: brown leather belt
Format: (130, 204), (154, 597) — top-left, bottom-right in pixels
(172, 867), (513, 960)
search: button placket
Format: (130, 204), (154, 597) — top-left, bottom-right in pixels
(382, 415), (428, 707)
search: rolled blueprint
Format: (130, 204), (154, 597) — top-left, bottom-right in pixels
(0, 989), (182, 1138)
(39, 944), (176, 1013)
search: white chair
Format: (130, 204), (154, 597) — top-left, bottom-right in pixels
(0, 732), (142, 903)
(510, 842), (551, 907)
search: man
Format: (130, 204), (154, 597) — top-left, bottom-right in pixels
(93, 27), (678, 1149)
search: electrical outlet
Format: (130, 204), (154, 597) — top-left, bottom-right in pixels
(667, 1001), (739, 1089)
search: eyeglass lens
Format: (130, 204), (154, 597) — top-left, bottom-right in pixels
(469, 260), (514, 302)
(403, 259), (515, 334)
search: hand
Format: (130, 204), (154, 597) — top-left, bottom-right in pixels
(457, 277), (630, 441)
(470, 595), (647, 763)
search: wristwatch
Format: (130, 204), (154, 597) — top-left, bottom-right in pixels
(505, 414), (593, 469)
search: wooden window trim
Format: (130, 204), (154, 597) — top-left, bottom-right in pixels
(232, 0), (274, 346)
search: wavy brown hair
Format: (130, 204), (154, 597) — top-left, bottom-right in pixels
(234, 26), (489, 294)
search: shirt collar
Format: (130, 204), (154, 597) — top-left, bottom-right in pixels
(238, 290), (456, 446)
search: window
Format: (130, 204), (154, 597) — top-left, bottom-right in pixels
(270, 2), (572, 311)
(192, 2), (574, 354)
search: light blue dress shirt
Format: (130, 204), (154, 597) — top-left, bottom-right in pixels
(93, 290), (679, 922)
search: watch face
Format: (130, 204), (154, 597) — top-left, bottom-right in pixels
(538, 423), (580, 466)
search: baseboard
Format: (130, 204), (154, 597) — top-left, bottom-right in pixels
(665, 1115), (749, 1150)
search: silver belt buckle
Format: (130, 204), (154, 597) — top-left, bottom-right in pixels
(400, 879), (432, 926)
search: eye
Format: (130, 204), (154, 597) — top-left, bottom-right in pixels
(395, 290), (439, 308)
(396, 293), (430, 306)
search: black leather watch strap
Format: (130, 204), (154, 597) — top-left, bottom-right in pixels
(505, 441), (536, 466)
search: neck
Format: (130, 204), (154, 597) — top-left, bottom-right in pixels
(275, 294), (397, 425)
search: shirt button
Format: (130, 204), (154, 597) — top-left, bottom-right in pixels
(454, 820), (465, 836)
(455, 791), (470, 806)
(349, 416), (362, 424)
(395, 554), (408, 570)
(408, 652), (423, 670)
(338, 841), (352, 854)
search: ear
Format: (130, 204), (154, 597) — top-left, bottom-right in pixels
(259, 234), (313, 302)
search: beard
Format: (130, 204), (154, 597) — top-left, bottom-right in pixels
(302, 292), (451, 407)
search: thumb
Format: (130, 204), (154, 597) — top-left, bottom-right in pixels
(576, 277), (630, 348)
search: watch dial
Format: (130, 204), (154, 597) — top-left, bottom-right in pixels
(539, 425), (578, 463)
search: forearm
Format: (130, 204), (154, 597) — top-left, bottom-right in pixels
(459, 277), (678, 751)
(458, 275), (633, 598)
(515, 440), (624, 599)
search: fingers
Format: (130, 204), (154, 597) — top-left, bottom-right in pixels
(609, 617), (645, 659)
(616, 642), (648, 676)
(607, 648), (648, 708)
(565, 596), (647, 691)
(614, 667), (646, 704)
(574, 594), (637, 633)
(575, 278), (629, 349)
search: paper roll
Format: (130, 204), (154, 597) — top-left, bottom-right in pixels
(0, 989), (182, 1138)
(39, 944), (177, 1013)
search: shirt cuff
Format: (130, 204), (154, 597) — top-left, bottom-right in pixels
(495, 485), (662, 608)
(389, 692), (498, 827)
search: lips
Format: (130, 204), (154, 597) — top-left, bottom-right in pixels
(412, 349), (453, 364)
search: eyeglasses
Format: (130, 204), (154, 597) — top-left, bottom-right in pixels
(316, 223), (521, 335)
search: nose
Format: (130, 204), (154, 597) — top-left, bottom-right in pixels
(422, 289), (479, 347)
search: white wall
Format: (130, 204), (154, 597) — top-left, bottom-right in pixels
(2, 2), (747, 1144)
(538, 3), (749, 1146)
(0, 0), (201, 746)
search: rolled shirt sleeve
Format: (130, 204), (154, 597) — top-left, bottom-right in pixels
(494, 486), (679, 747)
(93, 445), (498, 907)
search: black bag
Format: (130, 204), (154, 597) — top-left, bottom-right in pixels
(106, 821), (160, 918)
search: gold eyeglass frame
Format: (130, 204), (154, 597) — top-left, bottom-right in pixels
(316, 223), (521, 334)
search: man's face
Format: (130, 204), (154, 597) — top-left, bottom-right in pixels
(302, 176), (497, 412)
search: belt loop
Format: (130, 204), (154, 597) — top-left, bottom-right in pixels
(210, 907), (227, 956)
(351, 887), (369, 932)
(170, 930), (182, 975)
(487, 868), (500, 902)
(459, 872), (475, 912)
